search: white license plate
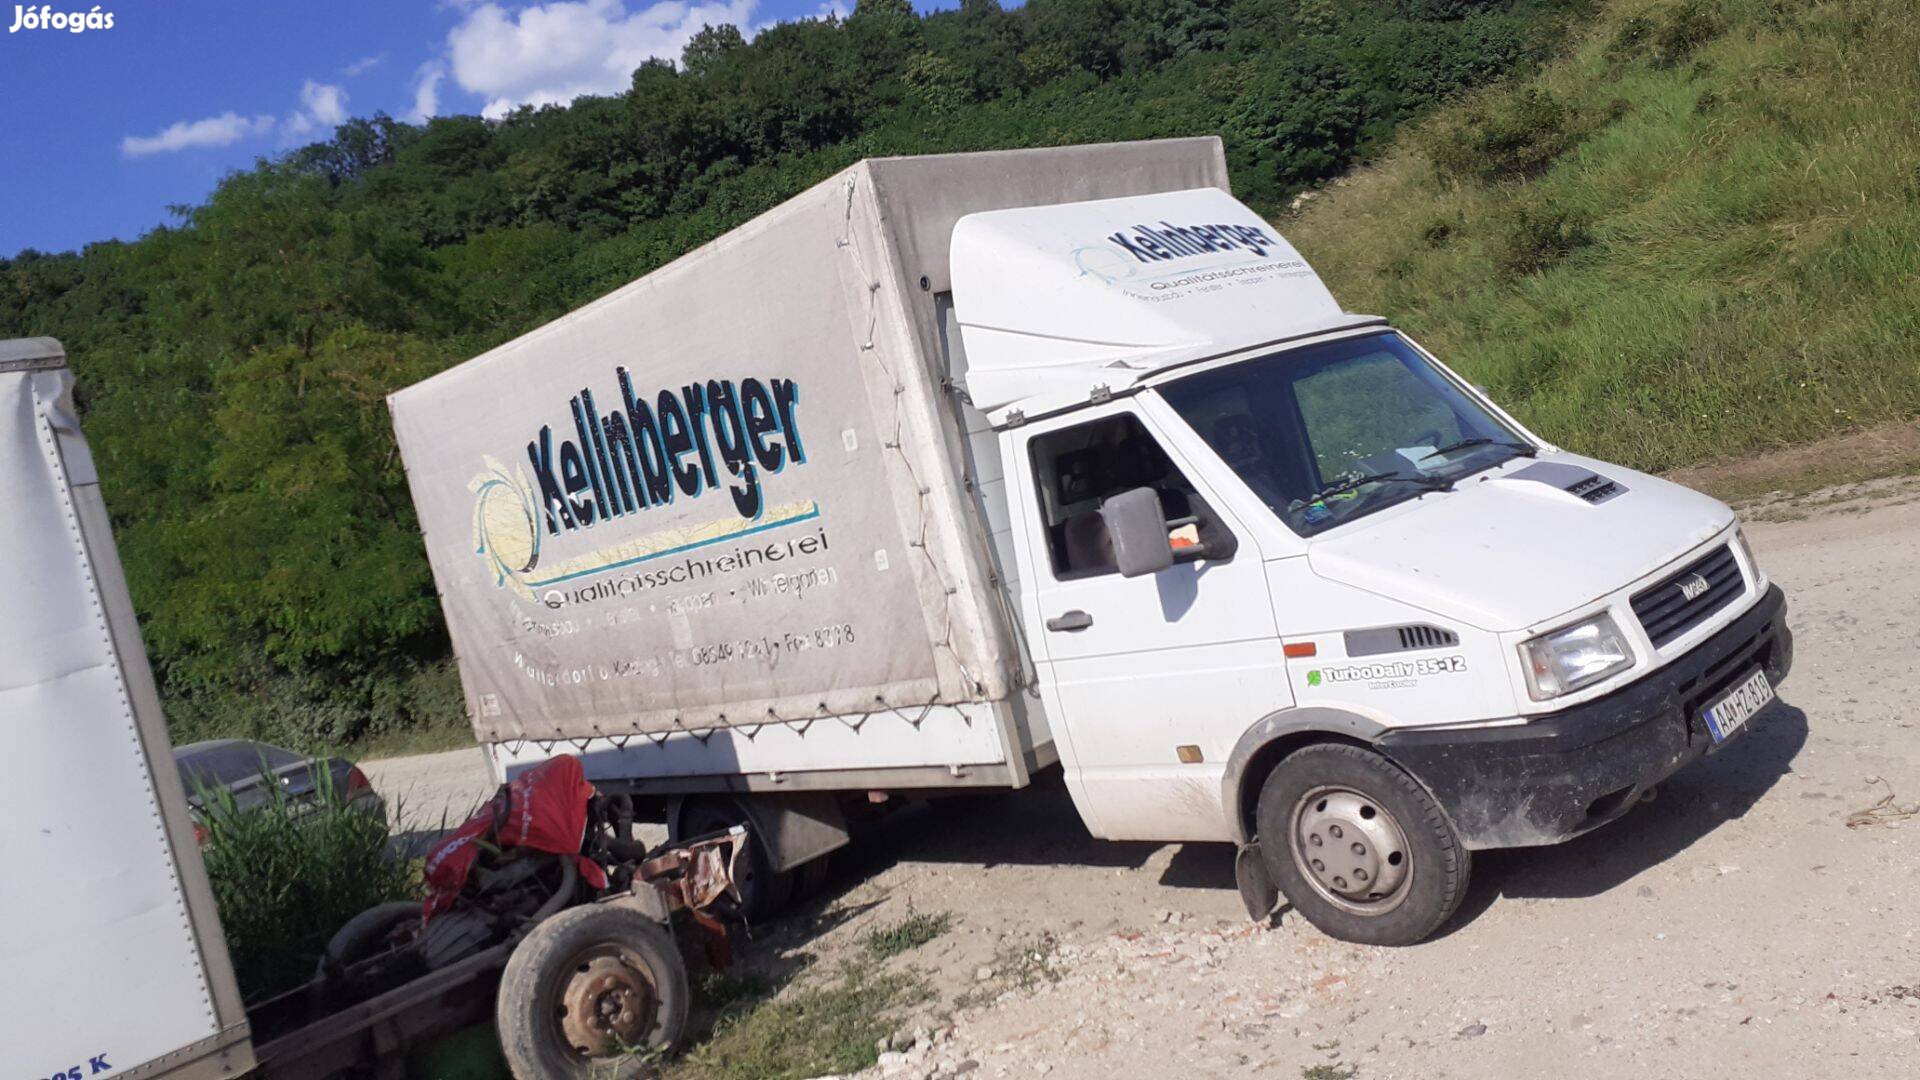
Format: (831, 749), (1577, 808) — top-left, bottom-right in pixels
(1703, 668), (1773, 743)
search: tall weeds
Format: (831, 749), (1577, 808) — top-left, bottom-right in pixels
(196, 768), (416, 1002)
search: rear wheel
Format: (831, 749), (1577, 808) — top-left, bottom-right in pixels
(675, 798), (793, 923)
(496, 903), (689, 1079)
(1255, 743), (1470, 946)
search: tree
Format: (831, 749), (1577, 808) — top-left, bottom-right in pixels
(1, 0), (1572, 745)
(682, 23), (747, 76)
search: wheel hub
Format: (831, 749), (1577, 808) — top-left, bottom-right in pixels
(1291, 787), (1412, 914)
(557, 951), (656, 1056)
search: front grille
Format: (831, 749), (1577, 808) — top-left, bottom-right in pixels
(1631, 544), (1743, 647)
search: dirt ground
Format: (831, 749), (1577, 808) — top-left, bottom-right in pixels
(1665, 419), (1920, 506)
(364, 476), (1920, 1080)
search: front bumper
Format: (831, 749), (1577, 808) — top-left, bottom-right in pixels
(1378, 584), (1792, 849)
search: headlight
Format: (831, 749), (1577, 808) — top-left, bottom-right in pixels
(1519, 613), (1635, 700)
(1733, 526), (1760, 577)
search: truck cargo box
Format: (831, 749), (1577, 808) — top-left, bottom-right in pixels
(1, 339), (253, 1078)
(391, 138), (1229, 789)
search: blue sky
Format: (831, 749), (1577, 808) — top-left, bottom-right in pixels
(0, 0), (917, 257)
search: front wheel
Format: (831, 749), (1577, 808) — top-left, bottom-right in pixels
(1255, 743), (1470, 946)
(496, 903), (689, 1079)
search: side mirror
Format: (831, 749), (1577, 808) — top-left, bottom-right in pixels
(1100, 487), (1175, 579)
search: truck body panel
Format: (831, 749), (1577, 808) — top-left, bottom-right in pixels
(1, 339), (253, 1079)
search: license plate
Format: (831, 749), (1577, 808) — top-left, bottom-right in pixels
(1703, 668), (1773, 743)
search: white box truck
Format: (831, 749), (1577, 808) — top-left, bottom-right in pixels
(2, 339), (255, 1078)
(391, 138), (1792, 945)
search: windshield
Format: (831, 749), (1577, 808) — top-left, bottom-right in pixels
(1159, 332), (1529, 536)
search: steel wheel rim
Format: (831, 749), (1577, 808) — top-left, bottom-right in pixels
(551, 943), (659, 1059)
(1289, 785), (1414, 916)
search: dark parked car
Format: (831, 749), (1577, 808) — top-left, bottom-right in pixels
(173, 739), (384, 840)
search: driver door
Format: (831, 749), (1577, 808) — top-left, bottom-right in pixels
(1012, 403), (1291, 842)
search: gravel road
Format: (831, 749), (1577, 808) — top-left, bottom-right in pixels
(359, 744), (498, 849)
(362, 477), (1920, 1079)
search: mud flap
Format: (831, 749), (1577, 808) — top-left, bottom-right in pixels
(1235, 841), (1283, 923)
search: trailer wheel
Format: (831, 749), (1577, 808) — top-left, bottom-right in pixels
(497, 903), (689, 1078)
(1255, 744), (1470, 947)
(676, 798), (793, 923)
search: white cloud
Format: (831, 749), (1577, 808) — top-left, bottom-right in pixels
(344, 54), (385, 77)
(121, 112), (275, 157)
(446, 0), (757, 119)
(409, 62), (447, 123)
(283, 81), (350, 140)
(811, 1), (848, 19)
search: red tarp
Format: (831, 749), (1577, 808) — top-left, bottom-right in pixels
(421, 754), (608, 921)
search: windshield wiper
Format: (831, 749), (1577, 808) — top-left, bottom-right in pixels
(1303, 471), (1453, 505)
(1418, 436), (1537, 462)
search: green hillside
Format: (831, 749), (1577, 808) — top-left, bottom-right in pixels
(20, 0), (1914, 750)
(0, 0), (1584, 747)
(1287, 0), (1920, 473)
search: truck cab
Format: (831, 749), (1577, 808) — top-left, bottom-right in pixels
(948, 187), (1792, 944)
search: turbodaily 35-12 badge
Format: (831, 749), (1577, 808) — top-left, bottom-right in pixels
(1307, 655), (1468, 687)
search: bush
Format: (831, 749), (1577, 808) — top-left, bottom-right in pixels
(167, 658), (468, 752)
(196, 768), (417, 1002)
(1496, 202), (1595, 276)
(1426, 88), (1580, 183)
(1605, 12), (1658, 59)
(1608, 1), (1726, 67)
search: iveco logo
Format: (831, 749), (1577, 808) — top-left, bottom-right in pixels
(1679, 573), (1711, 601)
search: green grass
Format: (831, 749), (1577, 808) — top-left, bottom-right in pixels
(862, 909), (953, 960)
(1286, 0), (1920, 475)
(196, 768), (417, 1002)
(407, 1025), (510, 1080)
(665, 962), (926, 1080)
(400, 960), (920, 1080)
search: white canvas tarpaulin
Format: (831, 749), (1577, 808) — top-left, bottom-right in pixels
(391, 139), (1231, 745)
(393, 170), (1002, 742)
(0, 340), (252, 1077)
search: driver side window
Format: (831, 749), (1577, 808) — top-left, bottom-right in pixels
(1028, 413), (1227, 580)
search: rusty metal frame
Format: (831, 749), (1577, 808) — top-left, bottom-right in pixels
(249, 827), (746, 1078)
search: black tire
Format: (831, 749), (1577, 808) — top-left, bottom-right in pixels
(675, 798), (793, 923)
(1255, 743), (1470, 946)
(497, 903), (689, 1079)
(794, 851), (833, 901)
(316, 901), (420, 979)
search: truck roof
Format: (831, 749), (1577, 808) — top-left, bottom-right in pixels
(0, 336), (65, 370)
(949, 186), (1372, 421)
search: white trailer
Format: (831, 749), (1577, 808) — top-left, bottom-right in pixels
(393, 139), (1792, 943)
(2, 339), (254, 1079)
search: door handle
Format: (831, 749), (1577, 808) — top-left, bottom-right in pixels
(1046, 610), (1093, 632)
